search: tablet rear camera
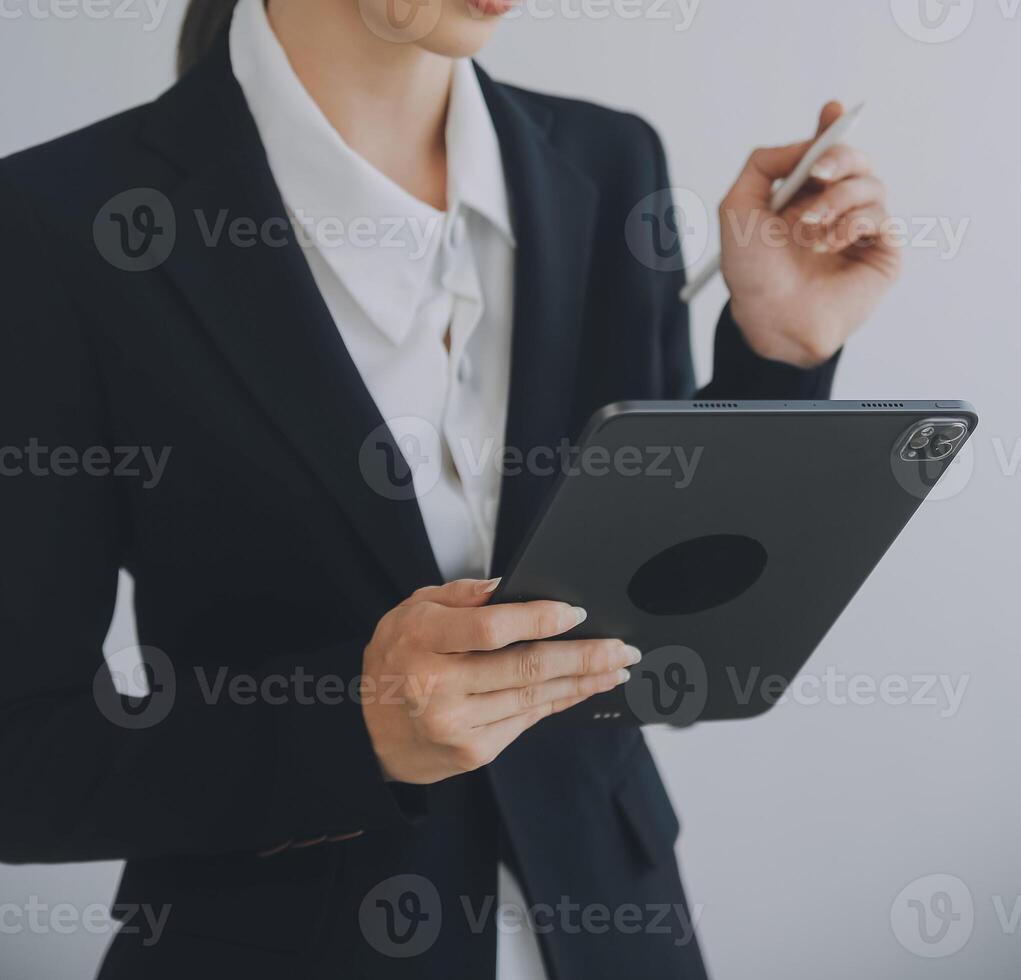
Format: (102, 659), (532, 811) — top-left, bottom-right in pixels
(899, 418), (969, 462)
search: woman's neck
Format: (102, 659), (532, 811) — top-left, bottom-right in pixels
(266, 0), (452, 209)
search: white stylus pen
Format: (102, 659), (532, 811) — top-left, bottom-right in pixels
(679, 102), (865, 304)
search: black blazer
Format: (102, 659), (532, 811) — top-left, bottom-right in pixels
(0, 33), (836, 980)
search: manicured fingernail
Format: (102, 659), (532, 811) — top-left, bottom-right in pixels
(623, 645), (642, 666)
(811, 162), (836, 181)
(478, 577), (501, 594)
(813, 241), (830, 254)
(617, 669), (631, 684)
(801, 210), (823, 225)
(573, 607), (588, 625)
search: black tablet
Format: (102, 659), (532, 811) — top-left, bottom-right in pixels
(490, 401), (978, 727)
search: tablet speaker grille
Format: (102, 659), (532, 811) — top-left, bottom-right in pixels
(692, 401), (739, 409)
(860, 401), (905, 408)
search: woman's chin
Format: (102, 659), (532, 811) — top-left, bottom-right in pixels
(414, 6), (506, 58)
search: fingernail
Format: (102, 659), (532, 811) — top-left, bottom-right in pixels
(801, 210), (823, 225)
(617, 669), (631, 684)
(811, 163), (836, 181)
(573, 607), (588, 626)
(478, 577), (501, 594)
(623, 645), (642, 666)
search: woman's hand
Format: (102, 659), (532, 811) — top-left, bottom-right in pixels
(720, 101), (902, 369)
(361, 579), (638, 784)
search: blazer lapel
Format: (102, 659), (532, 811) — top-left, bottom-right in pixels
(476, 69), (600, 574)
(136, 43), (598, 595)
(140, 39), (441, 598)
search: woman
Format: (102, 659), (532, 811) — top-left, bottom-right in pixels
(0, 0), (899, 976)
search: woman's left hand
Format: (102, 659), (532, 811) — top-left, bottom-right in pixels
(719, 101), (902, 369)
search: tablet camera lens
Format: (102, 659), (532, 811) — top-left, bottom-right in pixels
(940, 423), (967, 443)
(899, 418), (970, 464)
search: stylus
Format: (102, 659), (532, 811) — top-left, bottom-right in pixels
(679, 102), (865, 304)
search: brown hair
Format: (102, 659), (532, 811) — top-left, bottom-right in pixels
(177, 0), (240, 76)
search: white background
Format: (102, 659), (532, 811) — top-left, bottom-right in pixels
(1, 1), (1019, 978)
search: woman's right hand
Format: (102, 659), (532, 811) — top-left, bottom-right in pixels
(361, 578), (640, 784)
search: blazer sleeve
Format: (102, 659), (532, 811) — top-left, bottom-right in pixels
(640, 120), (841, 401)
(0, 173), (414, 864)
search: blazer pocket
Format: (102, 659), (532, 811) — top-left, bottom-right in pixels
(114, 846), (336, 953)
(612, 743), (681, 870)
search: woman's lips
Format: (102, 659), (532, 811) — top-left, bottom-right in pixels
(466, 0), (517, 16)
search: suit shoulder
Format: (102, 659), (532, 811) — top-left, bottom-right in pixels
(1, 101), (152, 191)
(500, 82), (662, 156)
(495, 82), (667, 195)
(0, 95), (181, 259)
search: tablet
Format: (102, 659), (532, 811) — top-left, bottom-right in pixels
(490, 401), (978, 727)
